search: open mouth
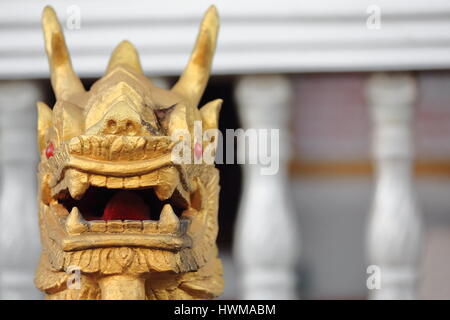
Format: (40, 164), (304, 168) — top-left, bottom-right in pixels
(60, 186), (186, 221)
(59, 186), (186, 231)
(48, 177), (195, 251)
(43, 135), (201, 251)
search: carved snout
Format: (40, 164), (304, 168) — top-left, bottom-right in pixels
(102, 102), (142, 136)
(87, 101), (143, 136)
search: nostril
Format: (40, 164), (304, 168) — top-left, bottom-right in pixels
(102, 118), (139, 135)
(107, 119), (117, 132)
(126, 120), (138, 135)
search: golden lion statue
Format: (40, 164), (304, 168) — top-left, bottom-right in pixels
(34, 5), (223, 300)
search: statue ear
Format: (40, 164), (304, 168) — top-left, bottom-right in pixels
(37, 101), (53, 152)
(199, 99), (222, 130)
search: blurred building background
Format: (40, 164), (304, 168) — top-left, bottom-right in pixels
(1, 0), (450, 299)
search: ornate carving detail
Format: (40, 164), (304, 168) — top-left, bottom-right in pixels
(35, 6), (223, 300)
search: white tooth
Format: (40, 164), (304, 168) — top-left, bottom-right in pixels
(106, 220), (124, 233)
(154, 184), (176, 201)
(158, 204), (180, 233)
(153, 167), (179, 200)
(89, 220), (106, 232)
(90, 174), (107, 187)
(66, 207), (88, 235)
(124, 220), (143, 233)
(143, 220), (158, 233)
(139, 172), (158, 188)
(106, 176), (123, 189)
(67, 169), (89, 200)
(124, 176), (140, 189)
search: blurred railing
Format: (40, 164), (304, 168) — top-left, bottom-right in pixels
(1, 0), (450, 299)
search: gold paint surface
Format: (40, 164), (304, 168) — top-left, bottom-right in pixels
(35, 5), (223, 300)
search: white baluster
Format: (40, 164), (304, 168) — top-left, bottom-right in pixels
(233, 75), (300, 299)
(0, 81), (43, 299)
(366, 73), (423, 300)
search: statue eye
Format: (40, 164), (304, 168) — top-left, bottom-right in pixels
(45, 142), (54, 159)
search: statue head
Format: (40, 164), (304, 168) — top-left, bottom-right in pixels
(35, 5), (223, 300)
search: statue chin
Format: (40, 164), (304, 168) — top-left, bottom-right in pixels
(35, 5), (223, 300)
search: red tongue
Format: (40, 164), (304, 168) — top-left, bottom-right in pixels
(102, 191), (150, 220)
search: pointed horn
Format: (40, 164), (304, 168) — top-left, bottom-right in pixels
(171, 5), (219, 107)
(42, 6), (84, 101)
(106, 40), (144, 74)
